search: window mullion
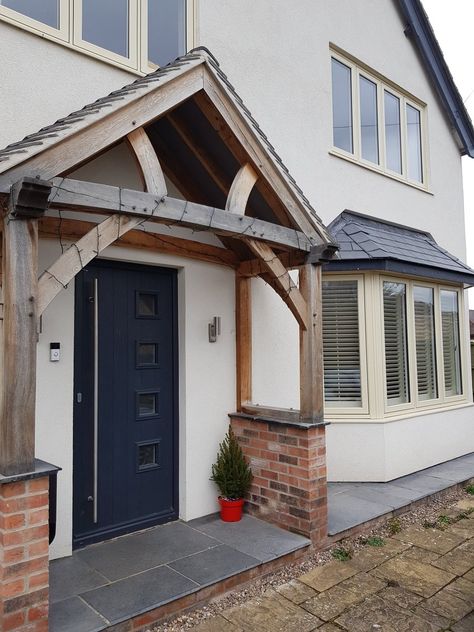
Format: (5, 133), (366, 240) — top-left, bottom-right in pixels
(353, 67), (361, 160)
(400, 97), (408, 179)
(406, 282), (417, 407)
(433, 287), (445, 403)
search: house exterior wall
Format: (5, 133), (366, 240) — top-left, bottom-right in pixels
(0, 0), (472, 558)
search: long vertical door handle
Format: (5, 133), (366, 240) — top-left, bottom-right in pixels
(93, 277), (99, 524)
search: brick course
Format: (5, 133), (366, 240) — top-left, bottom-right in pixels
(230, 415), (328, 543)
(0, 476), (49, 632)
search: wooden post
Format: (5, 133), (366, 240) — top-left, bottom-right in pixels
(236, 274), (252, 410)
(0, 178), (51, 475)
(299, 263), (324, 423)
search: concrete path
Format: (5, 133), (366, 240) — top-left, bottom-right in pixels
(195, 497), (474, 631)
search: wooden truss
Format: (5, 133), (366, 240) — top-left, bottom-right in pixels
(0, 73), (334, 475)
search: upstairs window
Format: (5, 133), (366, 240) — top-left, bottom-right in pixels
(0, 0), (189, 72)
(331, 50), (427, 187)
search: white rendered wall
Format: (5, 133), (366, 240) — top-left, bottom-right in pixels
(327, 405), (474, 482)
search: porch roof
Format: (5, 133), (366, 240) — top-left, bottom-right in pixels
(0, 47), (335, 249)
(325, 210), (474, 285)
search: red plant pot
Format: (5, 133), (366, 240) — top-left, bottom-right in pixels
(218, 497), (244, 522)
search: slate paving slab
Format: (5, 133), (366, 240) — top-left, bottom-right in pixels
(49, 596), (107, 632)
(222, 590), (323, 631)
(371, 556), (455, 597)
(77, 522), (219, 581)
(392, 526), (464, 554)
(50, 556), (108, 604)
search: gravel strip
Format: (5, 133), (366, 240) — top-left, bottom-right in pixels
(150, 486), (471, 632)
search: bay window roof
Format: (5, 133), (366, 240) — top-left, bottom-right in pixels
(325, 210), (474, 286)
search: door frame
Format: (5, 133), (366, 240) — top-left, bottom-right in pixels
(72, 258), (179, 548)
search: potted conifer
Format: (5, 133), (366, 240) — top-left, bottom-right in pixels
(211, 426), (253, 522)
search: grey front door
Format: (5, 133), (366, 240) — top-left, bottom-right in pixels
(73, 260), (178, 548)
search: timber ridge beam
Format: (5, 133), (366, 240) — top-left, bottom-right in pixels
(44, 177), (319, 252)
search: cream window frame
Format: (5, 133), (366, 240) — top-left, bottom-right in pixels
(0, 0), (193, 75)
(322, 274), (370, 418)
(330, 46), (430, 191)
(380, 275), (467, 416)
(73, 0), (139, 70)
(0, 0), (69, 41)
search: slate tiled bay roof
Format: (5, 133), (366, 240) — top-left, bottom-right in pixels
(325, 210), (474, 285)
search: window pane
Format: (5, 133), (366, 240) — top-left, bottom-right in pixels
(407, 104), (423, 182)
(137, 392), (158, 417)
(137, 343), (158, 366)
(360, 76), (379, 164)
(82, 0), (129, 57)
(1, 0), (59, 27)
(384, 91), (402, 173)
(138, 443), (159, 470)
(148, 0), (186, 67)
(322, 280), (361, 407)
(383, 282), (410, 405)
(441, 290), (462, 397)
(414, 286), (437, 401)
(136, 292), (158, 318)
(331, 59), (353, 153)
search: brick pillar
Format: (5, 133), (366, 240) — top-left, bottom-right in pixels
(0, 475), (50, 632)
(230, 415), (327, 544)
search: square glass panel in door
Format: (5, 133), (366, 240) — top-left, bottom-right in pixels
(1, 0), (59, 27)
(137, 391), (159, 418)
(82, 0), (129, 57)
(137, 442), (160, 471)
(136, 291), (159, 318)
(137, 342), (159, 367)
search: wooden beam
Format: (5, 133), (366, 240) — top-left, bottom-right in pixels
(225, 163), (258, 215)
(299, 263), (324, 423)
(47, 178), (315, 252)
(241, 404), (300, 423)
(0, 65), (205, 191)
(202, 71), (328, 243)
(126, 127), (167, 197)
(0, 179), (51, 475)
(39, 216), (238, 269)
(236, 275), (252, 410)
(238, 251), (306, 276)
(37, 214), (143, 315)
(166, 111), (230, 195)
(244, 238), (308, 329)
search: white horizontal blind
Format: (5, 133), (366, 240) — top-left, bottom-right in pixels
(414, 286), (438, 401)
(322, 280), (361, 407)
(383, 282), (410, 405)
(441, 290), (462, 397)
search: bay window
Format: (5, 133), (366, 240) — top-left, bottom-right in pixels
(0, 0), (189, 72)
(323, 273), (466, 416)
(330, 49), (427, 187)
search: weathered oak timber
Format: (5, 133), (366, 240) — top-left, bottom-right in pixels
(245, 239), (308, 330)
(47, 178), (315, 251)
(0, 66), (205, 190)
(299, 264), (324, 423)
(38, 216), (238, 268)
(240, 404), (300, 423)
(236, 275), (252, 410)
(202, 71), (328, 243)
(226, 163), (258, 215)
(37, 214), (144, 315)
(126, 127), (168, 197)
(238, 252), (306, 276)
(0, 179), (51, 475)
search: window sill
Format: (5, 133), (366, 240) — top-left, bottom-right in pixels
(326, 399), (473, 423)
(328, 149), (433, 195)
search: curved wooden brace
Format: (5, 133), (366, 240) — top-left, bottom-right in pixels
(126, 127), (167, 198)
(245, 238), (308, 330)
(37, 214), (143, 315)
(225, 163), (258, 215)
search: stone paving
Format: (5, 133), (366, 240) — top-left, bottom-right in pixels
(193, 497), (474, 631)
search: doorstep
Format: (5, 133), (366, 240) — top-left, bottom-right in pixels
(328, 451), (474, 537)
(49, 515), (310, 632)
